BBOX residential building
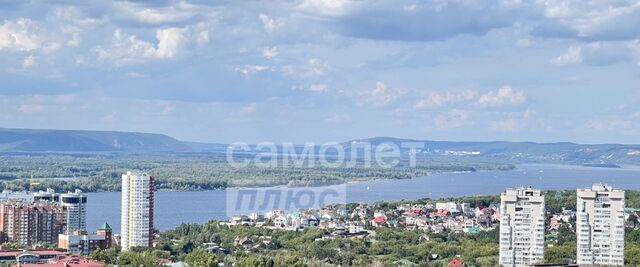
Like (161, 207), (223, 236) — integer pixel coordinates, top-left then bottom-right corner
(60, 190), (87, 234)
(58, 222), (112, 255)
(499, 187), (545, 267)
(0, 201), (65, 245)
(120, 171), (155, 251)
(576, 184), (625, 266)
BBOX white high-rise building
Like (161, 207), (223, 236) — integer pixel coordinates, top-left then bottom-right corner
(60, 189), (87, 234)
(121, 171), (155, 251)
(576, 184), (625, 266)
(499, 187), (545, 267)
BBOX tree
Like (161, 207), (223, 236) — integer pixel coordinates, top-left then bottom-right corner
(236, 255), (265, 267)
(184, 248), (218, 267)
(118, 251), (163, 267)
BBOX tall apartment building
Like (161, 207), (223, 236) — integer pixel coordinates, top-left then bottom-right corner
(60, 190), (87, 234)
(34, 188), (87, 235)
(0, 200), (65, 245)
(576, 184), (625, 266)
(121, 171), (155, 251)
(499, 187), (545, 267)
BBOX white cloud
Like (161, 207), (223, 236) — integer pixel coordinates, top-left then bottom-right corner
(22, 55), (35, 68)
(551, 46), (582, 66)
(414, 90), (477, 110)
(361, 81), (404, 107)
(297, 0), (358, 17)
(477, 86), (526, 107)
(262, 46), (279, 59)
(96, 28), (187, 65)
(552, 42), (640, 66)
(117, 1), (204, 25)
(155, 28), (186, 58)
(236, 64), (272, 77)
(309, 84), (328, 93)
(18, 104), (44, 114)
(0, 19), (42, 51)
(160, 104), (175, 115)
(259, 14), (284, 33)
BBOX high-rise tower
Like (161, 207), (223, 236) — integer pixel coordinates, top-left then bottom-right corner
(120, 171), (155, 251)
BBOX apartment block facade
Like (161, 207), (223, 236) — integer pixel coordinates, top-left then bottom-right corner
(121, 171), (155, 251)
(499, 187), (545, 267)
(576, 184), (625, 266)
(0, 201), (65, 245)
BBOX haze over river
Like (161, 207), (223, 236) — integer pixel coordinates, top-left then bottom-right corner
(87, 164), (640, 232)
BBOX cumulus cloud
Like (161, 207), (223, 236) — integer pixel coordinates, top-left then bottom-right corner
(116, 1), (206, 25)
(331, 1), (525, 41)
(309, 84), (328, 93)
(552, 42), (640, 66)
(0, 19), (42, 51)
(259, 14), (284, 33)
(536, 1), (640, 41)
(361, 81), (404, 107)
(262, 46), (278, 59)
(297, 0), (358, 17)
(22, 55), (36, 69)
(414, 90), (477, 110)
(551, 46), (582, 66)
(96, 27), (188, 65)
(236, 64), (272, 77)
(477, 86), (526, 107)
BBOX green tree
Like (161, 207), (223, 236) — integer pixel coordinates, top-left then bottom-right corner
(118, 251), (163, 267)
(236, 255), (266, 267)
(184, 248), (218, 267)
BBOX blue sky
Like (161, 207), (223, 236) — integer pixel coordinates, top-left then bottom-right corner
(0, 0), (639, 144)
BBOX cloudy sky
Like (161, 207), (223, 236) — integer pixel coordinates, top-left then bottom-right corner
(1, 0), (639, 144)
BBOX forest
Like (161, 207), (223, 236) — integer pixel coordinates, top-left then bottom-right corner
(0, 154), (514, 192)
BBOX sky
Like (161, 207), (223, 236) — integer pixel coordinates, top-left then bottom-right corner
(0, 0), (639, 144)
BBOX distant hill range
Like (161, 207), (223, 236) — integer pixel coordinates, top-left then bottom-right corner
(342, 137), (640, 165)
(0, 129), (638, 165)
(0, 128), (191, 152)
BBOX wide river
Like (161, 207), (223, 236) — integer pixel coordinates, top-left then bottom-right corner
(87, 164), (640, 233)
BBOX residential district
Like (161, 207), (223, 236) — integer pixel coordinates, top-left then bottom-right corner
(0, 171), (634, 267)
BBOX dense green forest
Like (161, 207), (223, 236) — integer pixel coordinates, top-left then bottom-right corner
(0, 154), (514, 192)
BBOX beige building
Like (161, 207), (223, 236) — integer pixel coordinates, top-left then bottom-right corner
(576, 184), (625, 266)
(499, 187), (545, 267)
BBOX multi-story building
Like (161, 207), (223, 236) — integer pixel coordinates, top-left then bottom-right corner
(121, 171), (155, 251)
(499, 187), (545, 267)
(58, 222), (112, 255)
(0, 201), (65, 245)
(576, 184), (625, 266)
(60, 190), (87, 234)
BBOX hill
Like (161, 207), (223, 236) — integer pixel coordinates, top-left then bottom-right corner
(343, 137), (640, 165)
(0, 128), (191, 152)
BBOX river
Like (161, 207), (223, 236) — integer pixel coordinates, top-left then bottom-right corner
(87, 164), (640, 233)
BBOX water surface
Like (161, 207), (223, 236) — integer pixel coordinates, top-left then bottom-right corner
(87, 164), (640, 232)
